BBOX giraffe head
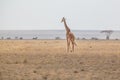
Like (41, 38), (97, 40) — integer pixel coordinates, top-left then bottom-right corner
(61, 17), (65, 23)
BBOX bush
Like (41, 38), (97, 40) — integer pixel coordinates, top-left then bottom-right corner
(82, 38), (86, 40)
(1, 37), (4, 40)
(77, 37), (80, 40)
(7, 37), (11, 40)
(19, 37), (23, 40)
(91, 37), (98, 40)
(55, 37), (61, 40)
(33, 37), (38, 40)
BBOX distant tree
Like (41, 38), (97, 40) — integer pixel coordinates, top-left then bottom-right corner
(15, 36), (18, 40)
(115, 38), (119, 40)
(55, 37), (61, 40)
(101, 30), (113, 40)
(77, 37), (80, 40)
(7, 37), (11, 40)
(91, 37), (98, 40)
(1, 37), (4, 40)
(19, 37), (23, 40)
(82, 38), (86, 40)
(33, 37), (38, 40)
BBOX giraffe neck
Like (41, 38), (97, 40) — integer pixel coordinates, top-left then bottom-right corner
(63, 20), (71, 33)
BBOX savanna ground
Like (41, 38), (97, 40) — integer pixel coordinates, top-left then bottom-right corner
(0, 40), (120, 80)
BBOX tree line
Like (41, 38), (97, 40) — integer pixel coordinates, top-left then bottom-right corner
(0, 30), (117, 40)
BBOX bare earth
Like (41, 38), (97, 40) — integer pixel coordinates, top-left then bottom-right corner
(0, 40), (120, 80)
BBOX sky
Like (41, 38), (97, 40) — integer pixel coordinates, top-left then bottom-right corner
(0, 0), (120, 30)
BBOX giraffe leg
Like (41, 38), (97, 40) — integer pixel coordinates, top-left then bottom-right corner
(67, 39), (70, 52)
(67, 43), (69, 52)
(72, 41), (74, 52)
(66, 37), (69, 52)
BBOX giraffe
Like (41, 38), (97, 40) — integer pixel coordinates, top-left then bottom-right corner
(61, 17), (77, 52)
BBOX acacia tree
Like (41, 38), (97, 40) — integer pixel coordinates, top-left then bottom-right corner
(101, 30), (113, 40)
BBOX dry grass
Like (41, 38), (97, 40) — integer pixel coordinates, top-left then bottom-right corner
(0, 40), (120, 80)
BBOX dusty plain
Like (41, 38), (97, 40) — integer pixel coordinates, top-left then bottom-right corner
(0, 40), (120, 80)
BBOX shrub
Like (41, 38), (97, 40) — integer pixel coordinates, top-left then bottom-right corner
(55, 37), (61, 40)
